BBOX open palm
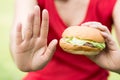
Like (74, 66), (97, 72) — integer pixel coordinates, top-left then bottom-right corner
(10, 6), (57, 71)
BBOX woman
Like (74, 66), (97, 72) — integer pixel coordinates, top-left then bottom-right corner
(10, 0), (120, 80)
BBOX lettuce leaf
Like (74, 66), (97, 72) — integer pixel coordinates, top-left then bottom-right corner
(64, 37), (105, 50)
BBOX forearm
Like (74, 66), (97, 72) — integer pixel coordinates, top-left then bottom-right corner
(111, 0), (120, 74)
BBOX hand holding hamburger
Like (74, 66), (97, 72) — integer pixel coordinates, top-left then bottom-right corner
(59, 22), (120, 73)
(59, 24), (106, 55)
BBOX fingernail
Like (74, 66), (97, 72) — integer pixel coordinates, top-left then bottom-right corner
(34, 5), (39, 9)
(53, 39), (58, 43)
(42, 9), (48, 14)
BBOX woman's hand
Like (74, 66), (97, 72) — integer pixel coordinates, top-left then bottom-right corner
(81, 22), (120, 73)
(10, 5), (58, 72)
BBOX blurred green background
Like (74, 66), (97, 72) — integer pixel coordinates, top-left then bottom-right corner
(0, 0), (120, 80)
(0, 0), (26, 80)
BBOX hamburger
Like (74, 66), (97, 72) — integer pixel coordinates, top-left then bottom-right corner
(59, 26), (106, 55)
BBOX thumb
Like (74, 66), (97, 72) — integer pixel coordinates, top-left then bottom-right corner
(44, 39), (58, 60)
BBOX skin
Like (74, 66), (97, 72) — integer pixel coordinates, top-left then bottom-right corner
(82, 22), (120, 73)
(10, 0), (58, 71)
(10, 0), (120, 73)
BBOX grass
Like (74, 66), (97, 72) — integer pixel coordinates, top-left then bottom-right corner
(0, 0), (120, 80)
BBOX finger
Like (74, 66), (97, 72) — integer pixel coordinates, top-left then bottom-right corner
(33, 5), (41, 38)
(101, 32), (117, 50)
(82, 22), (111, 34)
(44, 39), (58, 60)
(16, 23), (22, 45)
(31, 39), (57, 70)
(81, 21), (102, 26)
(40, 9), (49, 39)
(24, 12), (34, 40)
(92, 25), (111, 34)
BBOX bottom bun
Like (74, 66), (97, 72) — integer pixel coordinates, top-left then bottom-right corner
(62, 48), (100, 55)
(59, 38), (101, 55)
